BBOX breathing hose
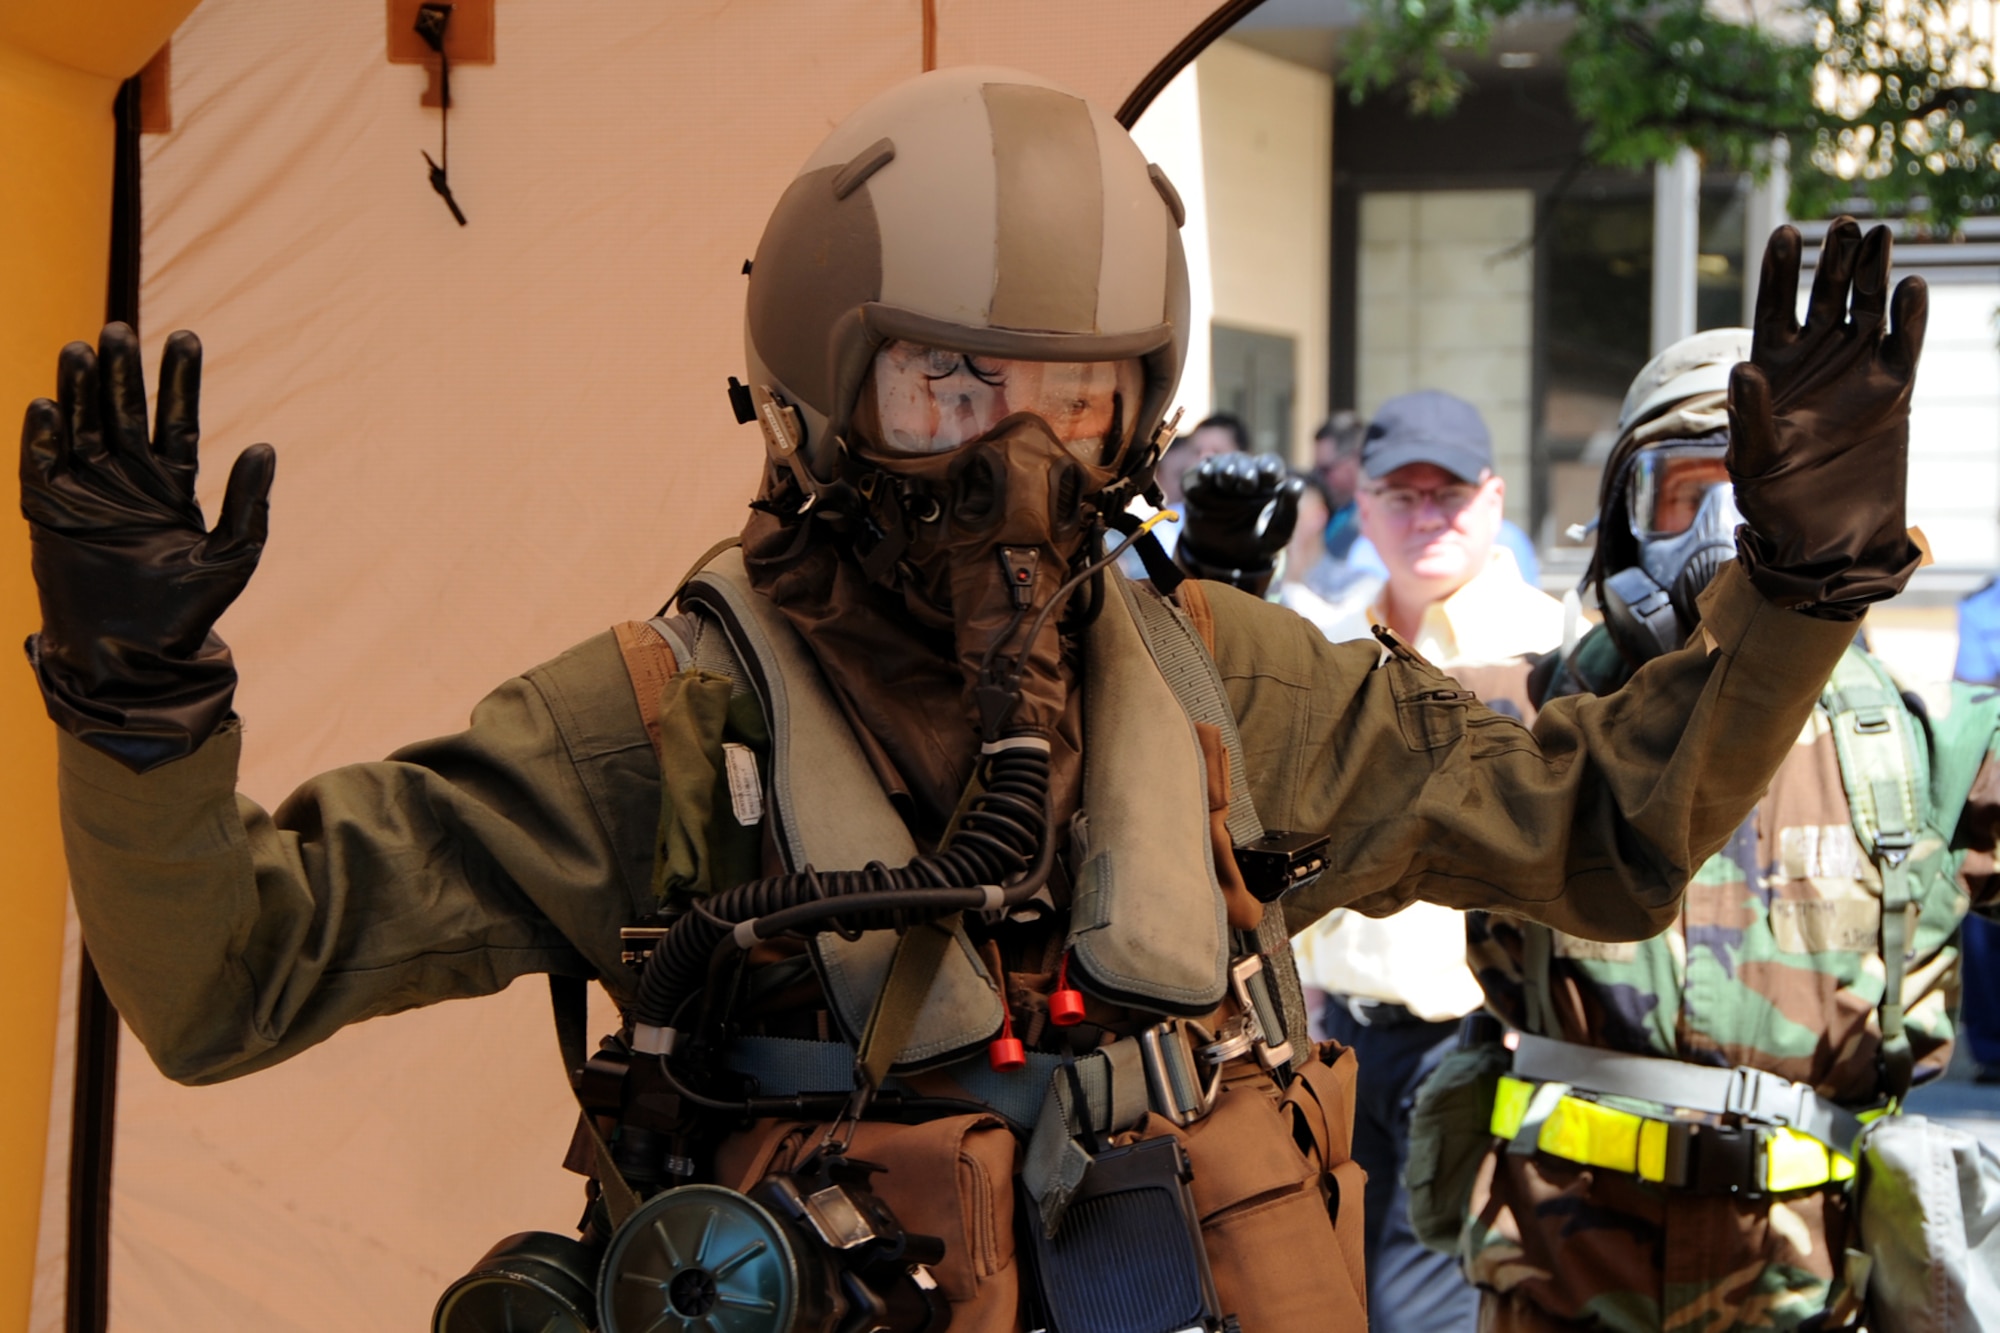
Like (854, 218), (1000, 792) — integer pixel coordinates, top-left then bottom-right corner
(630, 509), (1174, 1044)
(631, 742), (1052, 1035)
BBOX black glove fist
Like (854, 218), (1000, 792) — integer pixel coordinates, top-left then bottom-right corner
(20, 323), (276, 772)
(1728, 219), (1926, 619)
(1175, 451), (1303, 596)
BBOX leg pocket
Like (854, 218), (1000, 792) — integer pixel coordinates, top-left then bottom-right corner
(1167, 1050), (1369, 1331)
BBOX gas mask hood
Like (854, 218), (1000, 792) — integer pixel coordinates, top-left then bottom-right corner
(856, 410), (1116, 742)
(1602, 437), (1742, 663)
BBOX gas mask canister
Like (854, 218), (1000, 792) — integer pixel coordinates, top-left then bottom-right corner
(850, 341), (1145, 742)
(1602, 439), (1742, 661)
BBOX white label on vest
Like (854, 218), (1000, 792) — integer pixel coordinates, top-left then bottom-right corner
(723, 743), (764, 826)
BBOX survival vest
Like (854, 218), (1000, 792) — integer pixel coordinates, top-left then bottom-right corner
(623, 548), (1365, 1332)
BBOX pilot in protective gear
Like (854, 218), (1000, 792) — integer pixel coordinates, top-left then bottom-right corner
(20, 70), (1926, 1333)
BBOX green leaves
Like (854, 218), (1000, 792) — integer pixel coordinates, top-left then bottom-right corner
(1342, 0), (2000, 233)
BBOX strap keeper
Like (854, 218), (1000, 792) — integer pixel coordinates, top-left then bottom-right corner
(631, 1023), (678, 1056)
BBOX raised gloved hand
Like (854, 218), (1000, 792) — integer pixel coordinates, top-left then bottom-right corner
(1727, 219), (1926, 619)
(1174, 451), (1302, 597)
(20, 323), (276, 772)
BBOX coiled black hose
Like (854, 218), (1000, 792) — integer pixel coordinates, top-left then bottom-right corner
(632, 744), (1052, 1031)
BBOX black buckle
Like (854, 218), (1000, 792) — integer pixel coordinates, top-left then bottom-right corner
(1685, 1122), (1764, 1198)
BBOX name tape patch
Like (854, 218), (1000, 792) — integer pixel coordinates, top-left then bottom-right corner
(723, 742), (764, 827)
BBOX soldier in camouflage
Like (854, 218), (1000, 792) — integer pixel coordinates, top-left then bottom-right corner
(1439, 325), (2000, 1332)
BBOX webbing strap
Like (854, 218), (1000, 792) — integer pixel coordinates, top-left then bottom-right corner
(1505, 1080), (1570, 1157)
(658, 534), (743, 614)
(855, 920), (957, 1093)
(1022, 1039), (1150, 1236)
(1877, 856), (1915, 1098)
(722, 1035), (1062, 1128)
(1126, 584), (1261, 849)
(1127, 578), (1309, 1073)
(1822, 648), (1926, 1100)
(547, 975), (641, 1228)
(1513, 1032), (1867, 1149)
(1521, 924), (1560, 1039)
(1492, 1075), (1856, 1193)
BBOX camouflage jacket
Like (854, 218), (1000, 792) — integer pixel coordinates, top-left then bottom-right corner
(1459, 632), (2000, 1333)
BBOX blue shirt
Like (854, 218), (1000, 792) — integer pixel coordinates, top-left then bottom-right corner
(1957, 578), (2000, 684)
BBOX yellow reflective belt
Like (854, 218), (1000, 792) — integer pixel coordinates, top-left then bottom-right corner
(1765, 1126), (1857, 1191)
(1489, 1075), (1855, 1192)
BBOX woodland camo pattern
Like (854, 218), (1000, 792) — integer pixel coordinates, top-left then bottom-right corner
(1458, 644), (2000, 1332)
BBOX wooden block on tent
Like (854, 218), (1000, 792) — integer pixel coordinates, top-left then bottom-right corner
(140, 42), (172, 133)
(385, 0), (495, 108)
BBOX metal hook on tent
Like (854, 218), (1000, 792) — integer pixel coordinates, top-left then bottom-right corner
(415, 3), (468, 225)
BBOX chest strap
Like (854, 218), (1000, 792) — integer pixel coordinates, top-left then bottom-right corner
(1822, 647), (1929, 1100)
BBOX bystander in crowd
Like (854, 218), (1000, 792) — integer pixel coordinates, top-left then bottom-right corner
(1294, 388), (1562, 1333)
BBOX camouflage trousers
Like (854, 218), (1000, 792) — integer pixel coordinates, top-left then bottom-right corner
(1462, 1146), (1861, 1333)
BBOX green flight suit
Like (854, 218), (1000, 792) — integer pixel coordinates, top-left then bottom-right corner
(55, 560), (1847, 1088)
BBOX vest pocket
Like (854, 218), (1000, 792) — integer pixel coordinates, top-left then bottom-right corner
(1395, 681), (1473, 751)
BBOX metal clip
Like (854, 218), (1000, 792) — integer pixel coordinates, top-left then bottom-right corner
(1139, 1019), (1223, 1127)
(620, 925), (669, 968)
(1197, 1017), (1258, 1067)
(1228, 955), (1295, 1071)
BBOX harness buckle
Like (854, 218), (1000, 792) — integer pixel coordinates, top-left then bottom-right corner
(1139, 1019), (1223, 1127)
(1227, 955), (1294, 1071)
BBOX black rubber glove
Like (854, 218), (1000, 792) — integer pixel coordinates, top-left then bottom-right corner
(1174, 451), (1302, 597)
(1728, 219), (1926, 620)
(20, 323), (276, 772)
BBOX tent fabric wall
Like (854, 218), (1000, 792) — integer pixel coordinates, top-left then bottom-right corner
(0, 4), (203, 1327)
(22, 1), (1230, 1326)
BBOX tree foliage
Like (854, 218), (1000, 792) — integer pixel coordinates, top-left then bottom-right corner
(1341, 0), (2000, 232)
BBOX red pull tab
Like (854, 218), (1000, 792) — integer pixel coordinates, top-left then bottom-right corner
(988, 1033), (1027, 1072)
(989, 1000), (1027, 1071)
(984, 941), (1028, 1071)
(1049, 951), (1085, 1028)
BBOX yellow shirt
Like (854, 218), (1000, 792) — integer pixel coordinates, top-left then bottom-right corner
(1297, 547), (1566, 1020)
(1319, 547), (1566, 663)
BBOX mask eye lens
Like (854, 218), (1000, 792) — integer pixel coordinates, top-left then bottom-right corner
(866, 342), (1144, 462)
(1631, 451), (1731, 537)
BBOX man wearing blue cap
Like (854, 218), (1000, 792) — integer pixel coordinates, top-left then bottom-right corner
(1297, 389), (1564, 1333)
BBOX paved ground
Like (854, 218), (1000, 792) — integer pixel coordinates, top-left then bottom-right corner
(1903, 1041), (2000, 1155)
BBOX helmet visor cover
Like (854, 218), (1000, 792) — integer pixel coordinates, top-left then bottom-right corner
(1628, 446), (1732, 538)
(867, 340), (1144, 467)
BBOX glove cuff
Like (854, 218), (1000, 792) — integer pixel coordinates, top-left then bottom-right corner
(1733, 529), (1924, 622)
(25, 633), (240, 773)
